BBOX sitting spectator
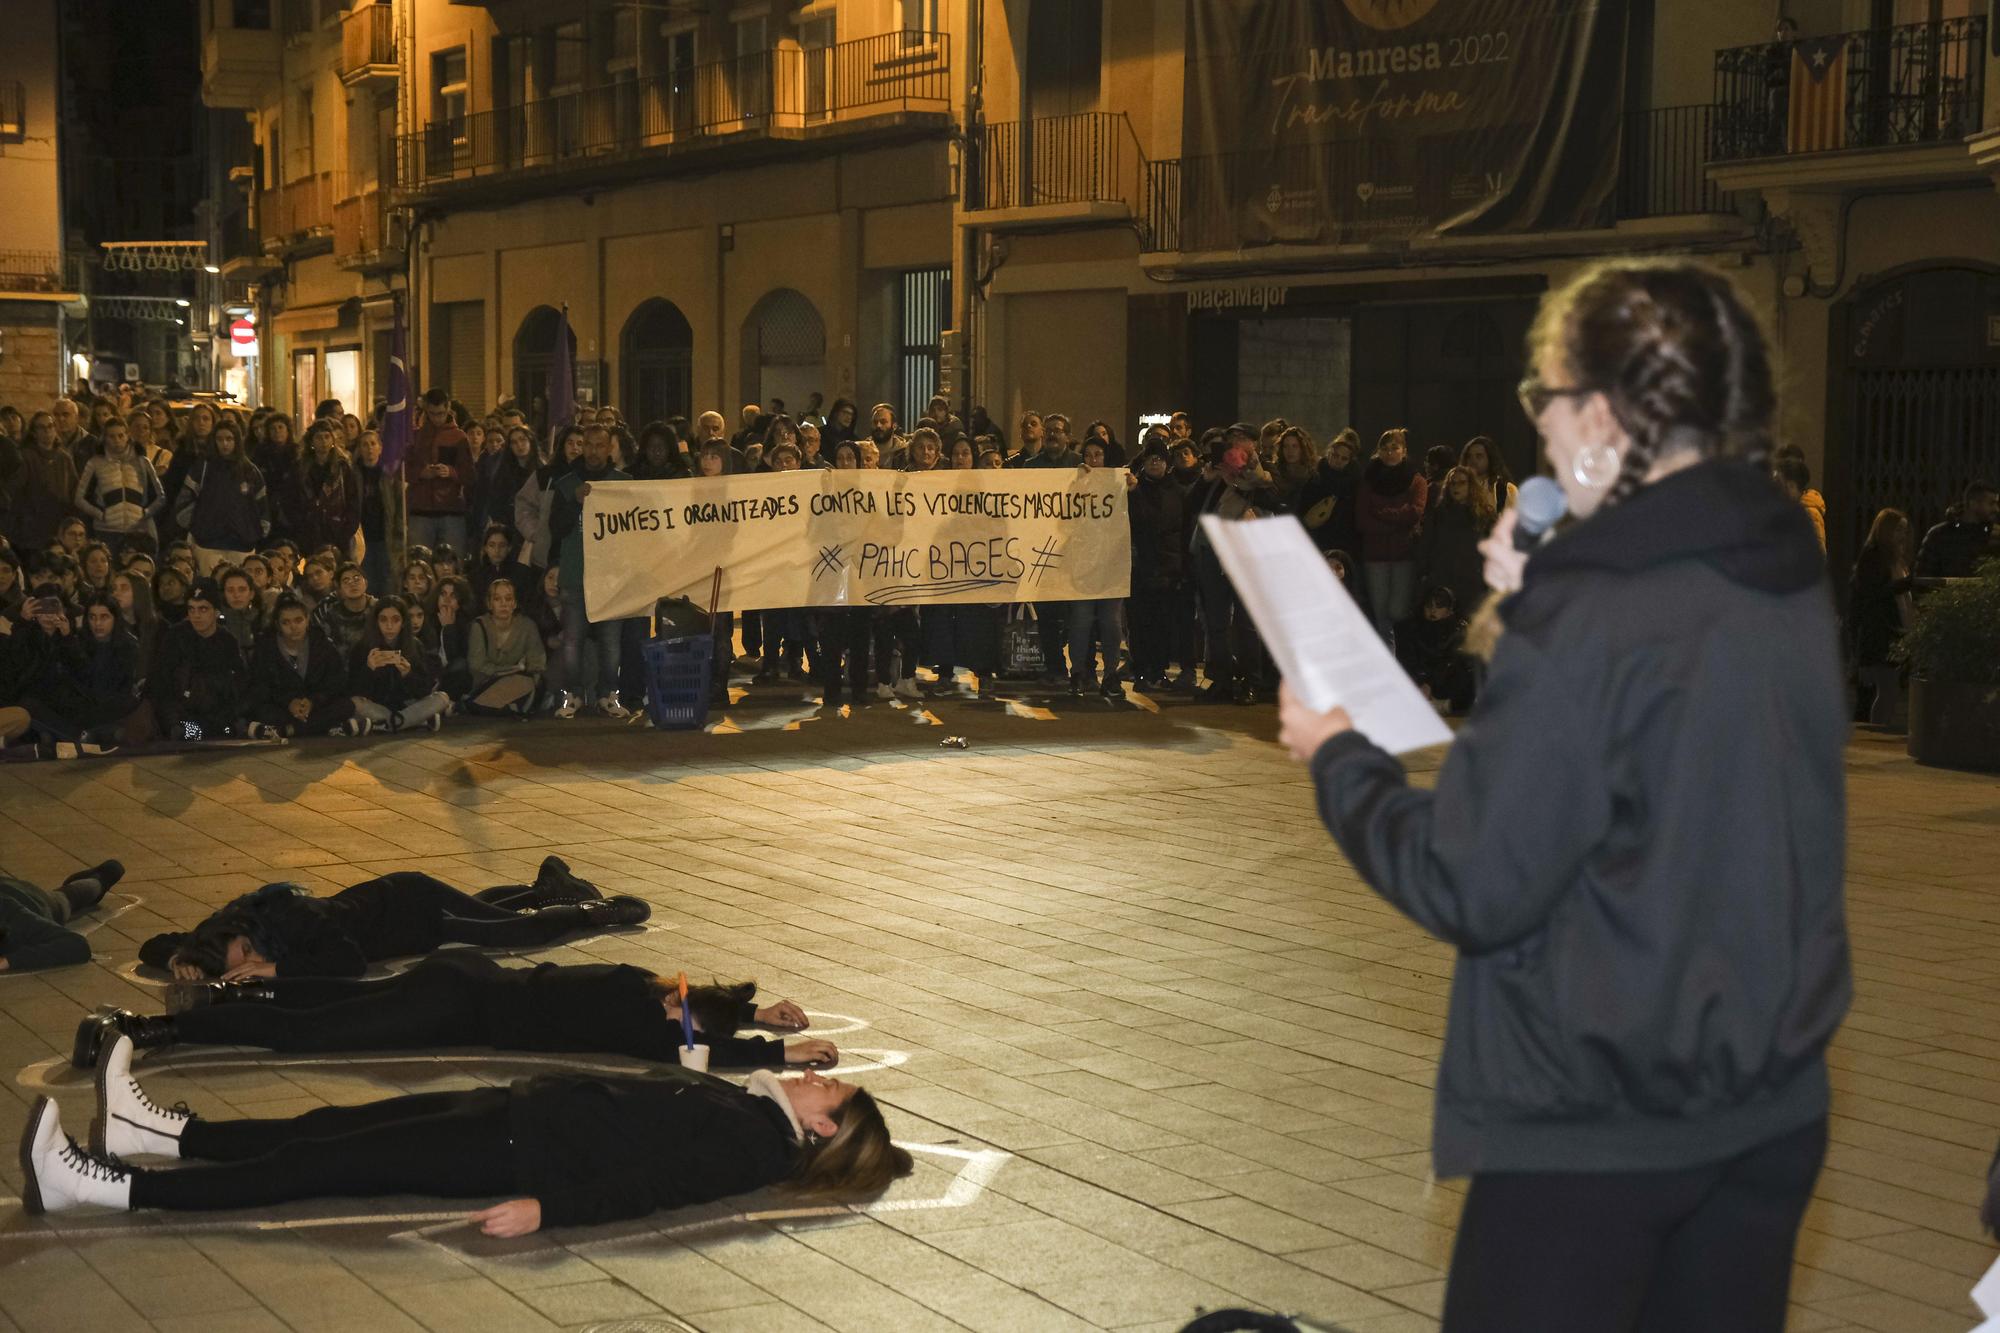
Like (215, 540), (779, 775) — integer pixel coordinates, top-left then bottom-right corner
(77, 542), (114, 600)
(149, 579), (247, 742)
(465, 576), (545, 715)
(1395, 585), (1475, 715)
(0, 550), (25, 621)
(152, 566), (189, 625)
(347, 595), (450, 734)
(312, 561), (375, 654)
(0, 861), (123, 973)
(297, 554), (335, 609)
(427, 575), (474, 699)
(216, 565), (263, 650)
(247, 595), (364, 739)
(401, 557), (436, 609)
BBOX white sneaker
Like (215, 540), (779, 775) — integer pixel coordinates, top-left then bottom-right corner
(600, 696), (631, 720)
(331, 716), (372, 738)
(18, 1095), (132, 1214)
(874, 683), (896, 701)
(93, 1035), (189, 1160)
(554, 692), (581, 720)
(894, 678), (922, 701)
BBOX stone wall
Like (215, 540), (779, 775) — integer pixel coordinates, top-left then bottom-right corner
(1236, 317), (1352, 436)
(0, 309), (64, 408)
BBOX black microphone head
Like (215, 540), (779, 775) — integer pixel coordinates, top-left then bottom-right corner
(1516, 475), (1568, 537)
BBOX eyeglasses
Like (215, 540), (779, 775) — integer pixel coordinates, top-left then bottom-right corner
(1517, 377), (1596, 420)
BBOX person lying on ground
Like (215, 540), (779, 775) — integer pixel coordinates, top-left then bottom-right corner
(75, 951), (832, 1071)
(22, 1035), (910, 1231)
(0, 861), (123, 973)
(131, 859), (642, 985)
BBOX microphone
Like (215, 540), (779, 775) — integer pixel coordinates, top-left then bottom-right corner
(1512, 475), (1568, 553)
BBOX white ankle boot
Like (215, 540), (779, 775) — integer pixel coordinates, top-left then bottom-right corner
(19, 1096), (132, 1213)
(93, 1035), (189, 1160)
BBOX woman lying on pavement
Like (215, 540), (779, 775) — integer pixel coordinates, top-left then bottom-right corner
(21, 1035), (909, 1231)
(73, 951), (836, 1071)
(132, 858), (643, 983)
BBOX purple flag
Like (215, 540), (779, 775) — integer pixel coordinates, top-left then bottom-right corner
(548, 303), (574, 446)
(380, 297), (413, 474)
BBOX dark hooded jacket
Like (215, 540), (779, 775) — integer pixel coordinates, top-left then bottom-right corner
(1310, 461), (1850, 1178)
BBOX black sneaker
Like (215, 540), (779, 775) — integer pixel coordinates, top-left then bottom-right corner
(578, 896), (652, 930)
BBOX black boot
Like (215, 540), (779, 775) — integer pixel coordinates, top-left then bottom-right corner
(572, 896), (652, 931)
(533, 855), (604, 904)
(71, 1008), (177, 1070)
(163, 980), (278, 1015)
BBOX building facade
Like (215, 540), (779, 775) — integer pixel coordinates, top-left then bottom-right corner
(203, 0), (2000, 576)
(0, 0), (78, 405)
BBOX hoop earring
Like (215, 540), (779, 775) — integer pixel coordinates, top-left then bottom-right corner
(1572, 440), (1621, 489)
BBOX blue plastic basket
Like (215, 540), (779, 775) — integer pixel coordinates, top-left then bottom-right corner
(642, 631), (715, 731)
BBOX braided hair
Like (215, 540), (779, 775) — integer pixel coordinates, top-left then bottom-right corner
(1534, 260), (1777, 505)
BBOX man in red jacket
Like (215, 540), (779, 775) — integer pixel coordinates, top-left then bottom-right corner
(407, 388), (472, 556)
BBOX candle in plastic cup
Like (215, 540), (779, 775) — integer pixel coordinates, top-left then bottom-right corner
(678, 1044), (710, 1073)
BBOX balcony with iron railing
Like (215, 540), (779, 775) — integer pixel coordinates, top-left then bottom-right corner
(965, 111), (1152, 236)
(0, 250), (83, 296)
(1712, 16), (1986, 163)
(1142, 104), (1739, 256)
(340, 2), (396, 85)
(333, 187), (403, 269)
(396, 31), (950, 201)
(258, 171), (343, 252)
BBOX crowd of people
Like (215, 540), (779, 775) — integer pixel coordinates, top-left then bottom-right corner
(0, 378), (1992, 757)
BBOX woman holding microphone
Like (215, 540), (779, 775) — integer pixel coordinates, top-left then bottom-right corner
(1279, 260), (1850, 1333)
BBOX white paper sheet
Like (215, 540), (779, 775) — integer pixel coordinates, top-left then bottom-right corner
(1201, 514), (1454, 757)
(1972, 1251), (2000, 1332)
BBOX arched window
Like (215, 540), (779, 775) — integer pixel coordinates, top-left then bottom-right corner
(513, 305), (577, 434)
(620, 299), (694, 426)
(739, 288), (826, 413)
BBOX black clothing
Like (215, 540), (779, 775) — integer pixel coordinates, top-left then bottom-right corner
(509, 1067), (799, 1227)
(1393, 613), (1474, 712)
(148, 621), (247, 736)
(134, 1087), (517, 1211)
(1442, 1118), (1825, 1333)
(1415, 501), (1489, 615)
(348, 637), (438, 708)
(248, 627), (350, 720)
(1127, 473), (1189, 581)
(137, 873), (617, 978)
(1846, 544), (1911, 667)
(1311, 461), (1850, 1178)
(177, 953), (787, 1067)
(1914, 514), (1996, 579)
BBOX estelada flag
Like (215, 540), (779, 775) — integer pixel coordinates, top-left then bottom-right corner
(1787, 37), (1849, 154)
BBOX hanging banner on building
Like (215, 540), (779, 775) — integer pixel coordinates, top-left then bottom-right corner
(1182, 0), (1629, 249)
(582, 470), (1132, 620)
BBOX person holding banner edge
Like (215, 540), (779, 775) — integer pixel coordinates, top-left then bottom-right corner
(1277, 260), (1849, 1332)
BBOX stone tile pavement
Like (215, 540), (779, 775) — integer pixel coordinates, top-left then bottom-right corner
(0, 696), (1993, 1332)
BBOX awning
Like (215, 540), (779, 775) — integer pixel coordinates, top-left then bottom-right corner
(270, 303), (348, 334)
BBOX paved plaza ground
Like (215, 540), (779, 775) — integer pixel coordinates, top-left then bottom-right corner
(0, 693), (1993, 1333)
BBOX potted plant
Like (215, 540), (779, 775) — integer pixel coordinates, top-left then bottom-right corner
(1896, 560), (2000, 772)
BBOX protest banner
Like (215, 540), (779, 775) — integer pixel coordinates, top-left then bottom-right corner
(581, 468), (1132, 621)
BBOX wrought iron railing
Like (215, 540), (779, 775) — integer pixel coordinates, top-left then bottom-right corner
(1713, 16), (1986, 160)
(397, 31), (949, 195)
(1618, 104), (1735, 219)
(258, 171), (342, 246)
(0, 250), (78, 294)
(340, 2), (394, 78)
(333, 187), (398, 262)
(968, 111), (1149, 216)
(1143, 107), (1736, 253)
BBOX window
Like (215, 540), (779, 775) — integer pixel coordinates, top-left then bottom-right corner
(284, 0), (313, 40)
(433, 47), (468, 142)
(1026, 0), (1102, 116)
(735, 16), (769, 118)
(800, 15), (832, 118)
(0, 82), (23, 143)
(898, 268), (950, 428)
(900, 0), (939, 45)
(232, 0), (272, 28)
(324, 347), (361, 417)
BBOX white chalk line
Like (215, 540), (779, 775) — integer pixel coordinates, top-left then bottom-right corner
(0, 1143), (1012, 1245)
